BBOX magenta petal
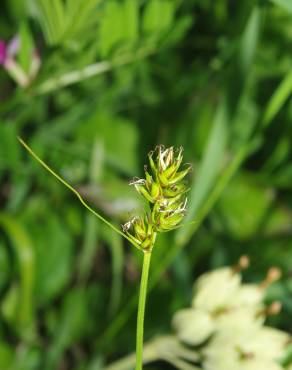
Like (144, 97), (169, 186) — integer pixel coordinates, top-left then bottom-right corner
(0, 41), (7, 65)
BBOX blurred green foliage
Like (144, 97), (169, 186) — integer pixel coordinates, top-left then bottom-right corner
(0, 0), (292, 369)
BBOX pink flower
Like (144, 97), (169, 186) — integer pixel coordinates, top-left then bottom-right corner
(0, 40), (7, 65)
(0, 35), (40, 87)
(6, 36), (20, 58)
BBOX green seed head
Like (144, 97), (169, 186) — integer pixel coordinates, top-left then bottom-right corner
(122, 215), (156, 251)
(149, 145), (191, 188)
(124, 145), (191, 251)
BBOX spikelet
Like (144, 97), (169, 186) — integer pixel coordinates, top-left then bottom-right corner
(123, 145), (191, 251)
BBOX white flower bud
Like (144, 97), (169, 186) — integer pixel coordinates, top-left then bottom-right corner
(172, 308), (215, 345)
(216, 307), (264, 333)
(203, 325), (289, 370)
(203, 352), (283, 370)
(192, 267), (241, 312)
(234, 284), (264, 308)
(247, 327), (290, 361)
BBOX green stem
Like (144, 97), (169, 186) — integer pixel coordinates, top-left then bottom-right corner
(35, 46), (155, 95)
(136, 251), (152, 370)
(105, 338), (158, 370)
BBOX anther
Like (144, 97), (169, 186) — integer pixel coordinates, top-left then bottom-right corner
(129, 178), (146, 186)
(232, 255), (250, 274)
(260, 267), (282, 289)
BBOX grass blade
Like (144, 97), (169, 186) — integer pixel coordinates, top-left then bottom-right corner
(263, 69), (292, 126)
(18, 137), (140, 250)
(176, 96), (229, 246)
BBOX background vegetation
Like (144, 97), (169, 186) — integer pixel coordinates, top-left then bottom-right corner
(1, 0), (292, 369)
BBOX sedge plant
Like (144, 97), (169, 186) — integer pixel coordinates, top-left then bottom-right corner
(18, 139), (191, 370)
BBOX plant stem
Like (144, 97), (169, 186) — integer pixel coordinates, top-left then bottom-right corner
(105, 335), (201, 370)
(136, 251), (152, 370)
(105, 338), (158, 370)
(35, 46), (155, 95)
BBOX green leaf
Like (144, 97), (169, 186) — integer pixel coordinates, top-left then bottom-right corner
(45, 289), (90, 370)
(18, 22), (34, 73)
(0, 241), (10, 291)
(176, 96), (229, 246)
(0, 343), (13, 370)
(30, 210), (73, 306)
(239, 6), (261, 73)
(143, 0), (176, 34)
(262, 205), (292, 236)
(0, 213), (35, 332)
(36, 0), (65, 44)
(270, 0), (292, 13)
(263, 136), (290, 171)
(99, 1), (123, 57)
(78, 139), (104, 281)
(263, 69), (292, 126)
(78, 110), (139, 175)
(99, 0), (138, 55)
(101, 223), (124, 316)
(63, 0), (100, 41)
(216, 173), (274, 239)
(122, 0), (139, 41)
(0, 123), (20, 173)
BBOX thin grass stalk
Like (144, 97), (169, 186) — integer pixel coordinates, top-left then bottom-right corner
(135, 251), (152, 370)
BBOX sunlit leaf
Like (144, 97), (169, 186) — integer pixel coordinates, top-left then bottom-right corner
(270, 0), (292, 13)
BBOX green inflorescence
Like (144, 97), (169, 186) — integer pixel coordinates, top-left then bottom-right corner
(122, 145), (192, 252)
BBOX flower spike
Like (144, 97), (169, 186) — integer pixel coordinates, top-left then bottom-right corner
(123, 145), (191, 251)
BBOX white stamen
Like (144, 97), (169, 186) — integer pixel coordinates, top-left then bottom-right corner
(172, 198), (188, 215)
(129, 177), (146, 186)
(165, 147), (174, 167)
(122, 216), (137, 232)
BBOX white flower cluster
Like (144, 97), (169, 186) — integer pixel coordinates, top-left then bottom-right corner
(172, 257), (291, 370)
